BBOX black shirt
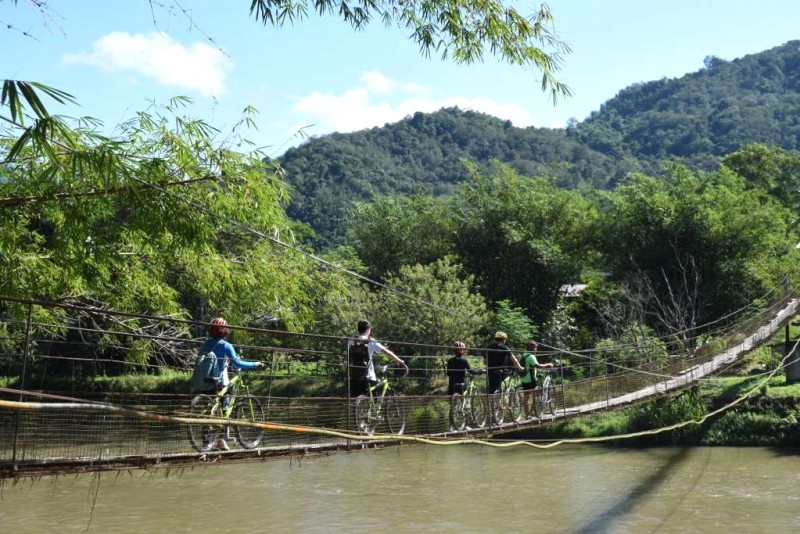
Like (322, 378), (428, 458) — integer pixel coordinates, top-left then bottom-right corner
(446, 355), (471, 385)
(486, 341), (512, 373)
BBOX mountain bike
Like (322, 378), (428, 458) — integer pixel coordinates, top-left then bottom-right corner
(450, 369), (487, 431)
(187, 371), (265, 452)
(492, 369), (525, 424)
(530, 366), (558, 419)
(354, 365), (407, 436)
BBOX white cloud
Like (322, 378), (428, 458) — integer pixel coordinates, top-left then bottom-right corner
(63, 32), (231, 97)
(291, 72), (538, 135)
(360, 71), (394, 94)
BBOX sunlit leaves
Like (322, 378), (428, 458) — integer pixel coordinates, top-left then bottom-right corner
(0, 85), (339, 332)
(249, 0), (571, 101)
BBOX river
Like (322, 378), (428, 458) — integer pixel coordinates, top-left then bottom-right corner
(2, 445), (799, 532)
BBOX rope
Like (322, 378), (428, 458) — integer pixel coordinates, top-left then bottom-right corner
(2, 337), (797, 451)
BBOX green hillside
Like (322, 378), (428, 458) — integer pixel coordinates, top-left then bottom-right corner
(576, 40), (800, 167)
(279, 41), (800, 246)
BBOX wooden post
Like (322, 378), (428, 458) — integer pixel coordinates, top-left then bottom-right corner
(785, 273), (800, 383)
(11, 303), (33, 472)
(786, 323), (800, 383)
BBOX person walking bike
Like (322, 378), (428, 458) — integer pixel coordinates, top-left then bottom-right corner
(199, 317), (264, 450)
(446, 341), (471, 395)
(347, 320), (407, 398)
(519, 340), (554, 417)
(485, 331), (523, 393)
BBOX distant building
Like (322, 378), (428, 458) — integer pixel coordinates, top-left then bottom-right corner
(559, 284), (587, 298)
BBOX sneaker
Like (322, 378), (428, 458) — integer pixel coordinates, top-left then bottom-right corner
(216, 439), (230, 451)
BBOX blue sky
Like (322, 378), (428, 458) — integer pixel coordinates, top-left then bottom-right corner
(1, 0), (798, 156)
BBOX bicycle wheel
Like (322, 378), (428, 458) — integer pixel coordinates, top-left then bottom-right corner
(385, 390), (406, 435)
(187, 394), (222, 453)
(530, 386), (543, 419)
(509, 390), (524, 423)
(451, 393), (467, 431)
(468, 394), (487, 429)
(233, 396), (265, 449)
(492, 390), (506, 424)
(542, 377), (556, 417)
(354, 395), (376, 435)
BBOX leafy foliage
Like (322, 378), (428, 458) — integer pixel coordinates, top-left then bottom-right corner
(249, 0), (571, 100)
(0, 91), (352, 335)
(490, 299), (536, 347)
(577, 40), (800, 166)
(595, 163), (799, 327)
(280, 108), (627, 246)
(280, 42), (800, 246)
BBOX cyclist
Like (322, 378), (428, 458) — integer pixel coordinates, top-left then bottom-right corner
(347, 320), (408, 398)
(485, 331), (523, 393)
(519, 340), (554, 410)
(201, 317), (264, 450)
(446, 341), (471, 395)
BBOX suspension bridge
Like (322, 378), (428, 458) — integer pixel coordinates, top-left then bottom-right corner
(1, 292), (798, 477)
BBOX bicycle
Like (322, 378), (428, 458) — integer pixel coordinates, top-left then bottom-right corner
(187, 371), (265, 452)
(450, 369), (487, 431)
(492, 369), (525, 424)
(354, 364), (407, 436)
(530, 366), (559, 419)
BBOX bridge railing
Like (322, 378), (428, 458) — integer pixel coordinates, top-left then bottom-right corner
(0, 291), (796, 473)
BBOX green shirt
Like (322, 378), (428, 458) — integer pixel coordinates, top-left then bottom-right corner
(520, 351), (539, 384)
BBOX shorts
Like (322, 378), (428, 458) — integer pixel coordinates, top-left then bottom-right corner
(448, 383), (466, 395)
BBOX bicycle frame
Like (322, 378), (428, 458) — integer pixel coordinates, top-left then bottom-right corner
(450, 370), (487, 431)
(215, 373), (246, 416)
(354, 365), (406, 435)
(366, 374), (391, 411)
(493, 370), (524, 424)
(187, 371), (265, 453)
(531, 368), (558, 419)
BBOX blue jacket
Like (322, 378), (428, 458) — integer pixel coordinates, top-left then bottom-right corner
(200, 337), (259, 385)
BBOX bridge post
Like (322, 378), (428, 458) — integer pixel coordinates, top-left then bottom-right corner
(11, 302), (33, 472)
(786, 322), (800, 384)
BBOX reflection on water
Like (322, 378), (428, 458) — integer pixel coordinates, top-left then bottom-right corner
(2, 446), (800, 533)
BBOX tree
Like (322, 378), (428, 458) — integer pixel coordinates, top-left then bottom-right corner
(347, 194), (454, 280)
(0, 95), (352, 336)
(595, 163), (799, 331)
(370, 257), (489, 352)
(450, 161), (596, 322)
(721, 143), (800, 210)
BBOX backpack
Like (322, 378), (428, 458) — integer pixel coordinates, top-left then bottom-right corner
(191, 340), (223, 391)
(348, 339), (370, 380)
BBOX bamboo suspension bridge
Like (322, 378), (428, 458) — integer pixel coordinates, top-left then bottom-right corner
(1, 293), (798, 478)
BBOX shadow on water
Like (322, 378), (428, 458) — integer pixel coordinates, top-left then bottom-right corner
(766, 446), (800, 457)
(576, 447), (704, 534)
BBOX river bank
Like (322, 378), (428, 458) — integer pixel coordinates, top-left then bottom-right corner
(509, 374), (800, 447)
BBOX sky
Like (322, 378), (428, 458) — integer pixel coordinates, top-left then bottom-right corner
(1, 0), (799, 157)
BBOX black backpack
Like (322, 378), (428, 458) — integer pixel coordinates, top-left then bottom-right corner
(348, 340), (370, 379)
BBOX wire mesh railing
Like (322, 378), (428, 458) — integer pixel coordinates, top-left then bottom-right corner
(0, 291), (797, 475)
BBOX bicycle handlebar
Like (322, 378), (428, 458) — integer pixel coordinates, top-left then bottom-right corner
(378, 363), (409, 378)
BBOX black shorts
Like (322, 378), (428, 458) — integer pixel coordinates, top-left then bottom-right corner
(448, 383), (466, 395)
(522, 380), (538, 391)
(349, 375), (377, 397)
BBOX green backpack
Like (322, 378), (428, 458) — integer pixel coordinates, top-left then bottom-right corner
(191, 340), (222, 391)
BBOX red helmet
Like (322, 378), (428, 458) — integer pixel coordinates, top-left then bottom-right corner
(208, 317), (229, 338)
(453, 340), (467, 354)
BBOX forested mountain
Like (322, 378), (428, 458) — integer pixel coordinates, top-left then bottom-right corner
(575, 40), (800, 168)
(279, 110), (635, 245)
(280, 41), (800, 246)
